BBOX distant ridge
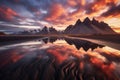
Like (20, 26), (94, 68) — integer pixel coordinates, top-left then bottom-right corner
(0, 32), (6, 35)
(15, 17), (116, 35)
(64, 17), (116, 35)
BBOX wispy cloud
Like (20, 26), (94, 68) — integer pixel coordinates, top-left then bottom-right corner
(0, 0), (120, 31)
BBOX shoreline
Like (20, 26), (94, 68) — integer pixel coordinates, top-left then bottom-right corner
(0, 34), (120, 43)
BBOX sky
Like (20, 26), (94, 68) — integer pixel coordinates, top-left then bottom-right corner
(0, 0), (120, 33)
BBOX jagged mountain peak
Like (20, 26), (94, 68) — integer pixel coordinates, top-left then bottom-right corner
(64, 17), (116, 34)
(49, 26), (55, 29)
(68, 25), (73, 27)
(75, 19), (82, 25)
(84, 17), (90, 20)
(92, 18), (99, 24)
(44, 26), (47, 28)
(64, 25), (73, 31)
(83, 17), (91, 24)
(92, 18), (97, 22)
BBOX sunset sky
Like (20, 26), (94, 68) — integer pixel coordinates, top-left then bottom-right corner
(0, 0), (120, 33)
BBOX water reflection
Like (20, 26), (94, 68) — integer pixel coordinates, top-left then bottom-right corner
(40, 37), (104, 51)
(0, 37), (120, 80)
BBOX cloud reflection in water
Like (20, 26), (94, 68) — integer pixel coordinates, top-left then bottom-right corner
(0, 38), (120, 80)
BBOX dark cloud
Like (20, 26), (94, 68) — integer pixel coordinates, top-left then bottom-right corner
(85, 0), (117, 14)
(0, 0), (120, 31)
(101, 4), (120, 17)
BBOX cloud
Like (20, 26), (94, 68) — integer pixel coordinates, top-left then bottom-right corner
(67, 0), (86, 7)
(0, 0), (120, 31)
(81, 0), (86, 6)
(0, 5), (20, 21)
(45, 3), (66, 21)
(67, 0), (78, 6)
(101, 4), (120, 17)
(85, 0), (118, 14)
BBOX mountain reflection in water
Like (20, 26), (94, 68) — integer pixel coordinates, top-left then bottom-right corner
(0, 37), (120, 80)
(40, 37), (104, 51)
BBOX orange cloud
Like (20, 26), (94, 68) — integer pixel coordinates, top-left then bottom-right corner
(0, 6), (19, 21)
(0, 0), (119, 30)
(67, 0), (86, 7)
(86, 0), (118, 14)
(45, 4), (66, 21)
(43, 0), (120, 29)
(81, 0), (86, 6)
(105, 0), (118, 4)
(67, 0), (77, 6)
(77, 0), (86, 6)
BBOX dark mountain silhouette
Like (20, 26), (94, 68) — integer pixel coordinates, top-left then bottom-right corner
(49, 27), (58, 34)
(64, 17), (116, 34)
(64, 25), (73, 34)
(75, 19), (82, 26)
(0, 32), (6, 35)
(18, 26), (59, 35)
(40, 26), (49, 34)
(83, 17), (91, 25)
(16, 17), (116, 35)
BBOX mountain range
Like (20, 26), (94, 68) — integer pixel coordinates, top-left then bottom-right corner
(17, 26), (59, 35)
(16, 17), (116, 35)
(64, 17), (116, 35)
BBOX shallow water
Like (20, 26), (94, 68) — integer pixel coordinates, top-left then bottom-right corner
(0, 37), (120, 80)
